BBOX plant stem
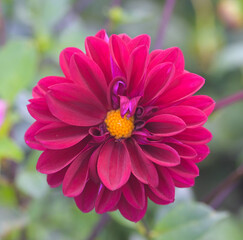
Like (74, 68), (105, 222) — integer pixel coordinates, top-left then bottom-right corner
(203, 165), (243, 208)
(214, 90), (243, 111)
(0, 2), (6, 46)
(86, 213), (110, 240)
(141, 218), (151, 239)
(153, 0), (176, 50)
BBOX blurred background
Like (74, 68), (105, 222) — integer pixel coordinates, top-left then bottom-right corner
(0, 0), (243, 239)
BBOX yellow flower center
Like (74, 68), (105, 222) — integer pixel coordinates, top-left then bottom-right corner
(105, 109), (134, 139)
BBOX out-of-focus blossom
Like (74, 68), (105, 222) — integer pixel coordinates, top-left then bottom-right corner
(25, 30), (215, 222)
(0, 100), (6, 127)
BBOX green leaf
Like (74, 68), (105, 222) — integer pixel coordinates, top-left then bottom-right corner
(0, 207), (29, 238)
(153, 202), (227, 240)
(0, 39), (38, 103)
(16, 171), (48, 199)
(0, 137), (24, 162)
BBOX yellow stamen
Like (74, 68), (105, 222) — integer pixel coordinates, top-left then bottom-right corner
(105, 109), (134, 139)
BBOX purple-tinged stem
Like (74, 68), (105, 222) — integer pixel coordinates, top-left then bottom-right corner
(86, 213), (110, 240)
(0, 2), (6, 46)
(214, 90), (243, 111)
(203, 165), (243, 208)
(153, 0), (176, 50)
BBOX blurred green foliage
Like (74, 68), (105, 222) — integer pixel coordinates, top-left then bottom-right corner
(0, 0), (243, 239)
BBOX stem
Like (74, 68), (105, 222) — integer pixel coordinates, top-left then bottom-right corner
(141, 218), (151, 239)
(214, 90), (243, 111)
(153, 0), (176, 50)
(86, 213), (110, 240)
(203, 165), (243, 208)
(0, 2), (6, 46)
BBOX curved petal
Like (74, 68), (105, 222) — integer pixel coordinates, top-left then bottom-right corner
(179, 95), (215, 116)
(35, 122), (88, 149)
(36, 137), (90, 174)
(74, 180), (100, 213)
(127, 34), (151, 53)
(85, 36), (112, 84)
(140, 143), (180, 166)
(37, 76), (70, 96)
(149, 167), (175, 202)
(97, 140), (131, 190)
(25, 122), (46, 150)
(146, 186), (172, 205)
(142, 63), (175, 104)
(156, 73), (205, 107)
(47, 166), (68, 188)
(46, 83), (106, 126)
(190, 144), (210, 163)
(165, 141), (197, 159)
(170, 158), (199, 178)
(59, 47), (84, 79)
(158, 106), (208, 128)
(118, 33), (132, 44)
(145, 114), (186, 137)
(175, 127), (213, 145)
(69, 53), (108, 106)
(122, 175), (145, 209)
(125, 138), (159, 187)
(27, 98), (57, 123)
(118, 196), (147, 222)
(95, 29), (109, 42)
(127, 45), (149, 97)
(95, 186), (121, 214)
(109, 35), (129, 76)
(169, 170), (195, 188)
(148, 47), (184, 75)
(62, 148), (93, 197)
(89, 146), (102, 183)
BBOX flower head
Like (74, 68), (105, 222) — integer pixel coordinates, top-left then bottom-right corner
(25, 30), (215, 222)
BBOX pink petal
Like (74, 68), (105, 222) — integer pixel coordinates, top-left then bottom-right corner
(69, 53), (108, 106)
(0, 100), (6, 126)
(75, 180), (100, 213)
(59, 47), (84, 79)
(95, 186), (121, 214)
(25, 122), (46, 150)
(142, 63), (175, 104)
(109, 35), (129, 76)
(118, 33), (132, 44)
(122, 175), (145, 209)
(158, 106), (208, 128)
(127, 45), (149, 97)
(149, 167), (175, 202)
(62, 148), (93, 197)
(148, 47), (184, 75)
(27, 98), (57, 123)
(146, 186), (172, 205)
(165, 141), (197, 159)
(190, 144), (210, 163)
(118, 196), (147, 222)
(95, 29), (109, 42)
(47, 166), (68, 188)
(127, 34), (150, 53)
(89, 146), (102, 183)
(125, 138), (159, 187)
(36, 137), (90, 174)
(97, 140), (131, 190)
(140, 142), (180, 166)
(156, 73), (205, 107)
(85, 36), (112, 84)
(170, 170), (195, 188)
(170, 158), (199, 178)
(120, 96), (141, 117)
(179, 95), (215, 116)
(175, 127), (213, 145)
(35, 122), (88, 149)
(46, 83), (106, 126)
(145, 114), (186, 137)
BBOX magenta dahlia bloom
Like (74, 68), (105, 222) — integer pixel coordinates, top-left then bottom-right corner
(25, 30), (215, 222)
(0, 100), (6, 127)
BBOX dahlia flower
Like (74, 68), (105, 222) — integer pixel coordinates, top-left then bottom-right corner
(25, 30), (215, 222)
